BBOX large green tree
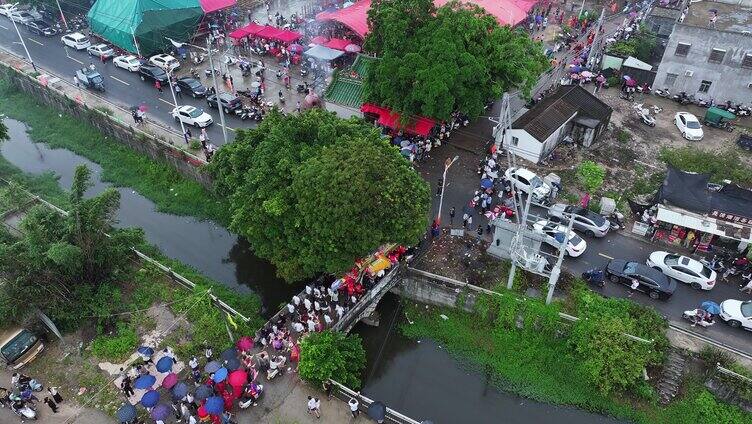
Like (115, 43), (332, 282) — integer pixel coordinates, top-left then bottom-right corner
(298, 331), (366, 388)
(364, 0), (549, 120)
(0, 165), (143, 330)
(209, 109), (430, 282)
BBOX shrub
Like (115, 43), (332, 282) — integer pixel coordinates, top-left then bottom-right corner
(298, 331), (366, 389)
(617, 130), (630, 144)
(189, 139), (202, 150)
(90, 322), (138, 361)
(576, 161), (606, 193)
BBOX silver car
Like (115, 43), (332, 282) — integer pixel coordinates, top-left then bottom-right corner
(547, 204), (610, 237)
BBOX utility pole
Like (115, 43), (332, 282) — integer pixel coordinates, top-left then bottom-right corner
(546, 214), (575, 304)
(436, 156), (459, 225)
(166, 69), (187, 143)
(10, 11), (36, 72)
(206, 36), (228, 145)
(54, 0), (69, 32)
(587, 8), (607, 71)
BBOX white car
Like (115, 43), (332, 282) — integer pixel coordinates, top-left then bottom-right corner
(646, 251), (716, 290)
(113, 55), (142, 72)
(719, 300), (752, 330)
(149, 54), (180, 72)
(504, 167), (551, 202)
(674, 112), (703, 141)
(61, 32), (90, 50)
(532, 219), (587, 257)
(0, 4), (17, 17)
(87, 43), (115, 60)
(171, 105), (213, 128)
(8, 10), (34, 25)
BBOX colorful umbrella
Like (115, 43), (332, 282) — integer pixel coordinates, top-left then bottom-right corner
(116, 404), (137, 423)
(344, 43), (361, 53)
(204, 396), (225, 415)
(161, 373), (178, 389)
(156, 356), (174, 373)
(197, 404), (208, 418)
(140, 390), (160, 408)
(220, 348), (238, 362)
(626, 78), (637, 87)
(225, 357), (241, 371)
(150, 403), (170, 421)
(228, 370), (248, 387)
(195, 385), (213, 401)
(236, 336), (254, 352)
(133, 375), (156, 389)
(137, 346), (154, 356)
(480, 178), (493, 189)
(213, 367), (228, 383)
(701, 301), (721, 315)
(171, 382), (189, 399)
(205, 360), (221, 374)
(288, 43), (304, 53)
(311, 36), (328, 45)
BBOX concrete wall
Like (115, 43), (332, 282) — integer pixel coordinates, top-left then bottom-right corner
(324, 101), (363, 119)
(1, 66), (214, 189)
(654, 24), (752, 104)
(392, 269), (478, 312)
(504, 129), (542, 163)
(712, 0), (752, 7)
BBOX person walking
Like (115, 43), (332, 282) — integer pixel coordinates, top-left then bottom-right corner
(73, 75), (79, 88)
(48, 386), (63, 404)
(462, 212), (469, 229)
(155, 80), (163, 93)
(348, 394), (360, 418)
(121, 375), (135, 397)
(449, 206), (456, 225)
(322, 380), (333, 400)
(175, 83), (183, 99)
(436, 178), (443, 196)
(184, 127), (192, 144)
(44, 397), (58, 413)
(307, 396), (320, 418)
(628, 278), (639, 297)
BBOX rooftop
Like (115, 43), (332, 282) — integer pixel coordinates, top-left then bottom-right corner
(649, 6), (682, 19)
(681, 0), (752, 33)
(324, 55), (375, 108)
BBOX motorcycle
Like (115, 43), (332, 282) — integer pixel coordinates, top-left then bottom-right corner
(204, 68), (220, 77)
(737, 105), (751, 117)
(582, 269), (605, 288)
(653, 88), (671, 98)
(694, 97), (712, 108)
(11, 401), (37, 420)
(682, 309), (715, 328)
(238, 383), (264, 409)
(672, 92), (691, 105)
(634, 103), (655, 127)
(700, 254), (727, 273)
(296, 83), (308, 94)
(608, 211), (625, 231)
(191, 52), (206, 65)
(224, 55), (238, 66)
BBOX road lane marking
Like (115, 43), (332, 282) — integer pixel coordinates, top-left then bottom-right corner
(158, 98), (175, 107)
(68, 56), (83, 65)
(27, 38), (43, 46)
(219, 124), (235, 132)
(598, 253), (615, 260)
(109, 75), (130, 86)
(0, 24), (7, 30)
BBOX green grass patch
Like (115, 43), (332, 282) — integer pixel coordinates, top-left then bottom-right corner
(90, 321), (138, 362)
(0, 79), (231, 225)
(659, 147), (752, 187)
(0, 154), (70, 210)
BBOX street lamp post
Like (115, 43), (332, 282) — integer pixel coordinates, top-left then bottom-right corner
(54, 0), (69, 32)
(9, 10), (36, 72)
(436, 155), (459, 225)
(166, 69), (187, 143)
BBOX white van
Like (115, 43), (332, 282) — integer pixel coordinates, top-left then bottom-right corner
(61, 32), (91, 50)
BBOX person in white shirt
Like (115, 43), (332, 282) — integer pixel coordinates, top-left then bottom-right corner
(314, 300), (321, 311)
(292, 295), (301, 306)
(305, 285), (312, 295)
(307, 396), (321, 418)
(335, 304), (345, 320)
(292, 321), (304, 333)
(188, 356), (199, 370)
(329, 288), (338, 303)
(323, 314), (333, 326)
(286, 303), (295, 314)
(304, 297), (312, 311)
(307, 319), (316, 332)
(349, 395), (360, 418)
(313, 287), (321, 298)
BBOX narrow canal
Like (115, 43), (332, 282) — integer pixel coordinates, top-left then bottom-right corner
(1, 119), (625, 424)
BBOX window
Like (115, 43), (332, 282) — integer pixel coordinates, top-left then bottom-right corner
(699, 80), (712, 93)
(665, 73), (679, 87)
(675, 42), (691, 56)
(708, 48), (726, 63)
(743, 53), (752, 69)
(511, 136), (519, 146)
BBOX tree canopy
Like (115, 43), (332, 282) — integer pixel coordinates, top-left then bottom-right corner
(0, 165), (143, 330)
(298, 331), (366, 388)
(0, 116), (8, 142)
(364, 0), (549, 120)
(209, 109), (430, 282)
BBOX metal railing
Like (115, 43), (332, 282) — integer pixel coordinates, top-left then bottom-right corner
(328, 379), (422, 424)
(331, 265), (401, 333)
(716, 364), (752, 385)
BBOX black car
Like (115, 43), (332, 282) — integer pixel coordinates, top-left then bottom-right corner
(138, 65), (168, 84)
(206, 92), (242, 113)
(176, 77), (207, 98)
(605, 259), (677, 300)
(26, 20), (57, 37)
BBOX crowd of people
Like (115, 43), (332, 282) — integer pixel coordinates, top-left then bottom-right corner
(388, 111), (470, 165)
(0, 373), (64, 419)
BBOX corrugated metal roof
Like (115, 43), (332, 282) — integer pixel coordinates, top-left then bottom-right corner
(324, 76), (364, 108)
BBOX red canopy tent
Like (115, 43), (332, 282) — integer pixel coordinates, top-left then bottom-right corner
(256, 26), (285, 40)
(242, 22), (266, 36)
(229, 28), (250, 39)
(315, 0), (371, 39)
(274, 29), (302, 43)
(199, 0), (237, 13)
(324, 38), (351, 51)
(361, 103), (436, 137)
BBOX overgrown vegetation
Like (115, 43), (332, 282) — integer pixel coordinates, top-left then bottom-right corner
(659, 147), (752, 187)
(606, 26), (657, 63)
(298, 330), (366, 389)
(576, 160), (606, 193)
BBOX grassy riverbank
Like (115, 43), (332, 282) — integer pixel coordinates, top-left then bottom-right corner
(402, 302), (752, 424)
(0, 79), (232, 225)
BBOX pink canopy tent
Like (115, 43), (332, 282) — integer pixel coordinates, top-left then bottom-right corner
(316, 0), (535, 39)
(229, 28), (250, 39)
(256, 26), (285, 39)
(199, 0), (237, 13)
(242, 22), (266, 36)
(324, 38), (351, 51)
(274, 29), (302, 43)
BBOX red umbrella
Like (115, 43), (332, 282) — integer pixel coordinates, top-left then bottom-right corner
(344, 44), (361, 53)
(311, 36), (328, 45)
(228, 370), (248, 387)
(161, 373), (178, 389)
(236, 336), (253, 352)
(197, 405), (208, 418)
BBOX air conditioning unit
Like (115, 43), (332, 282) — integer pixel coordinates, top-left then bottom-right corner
(685, 70), (694, 77)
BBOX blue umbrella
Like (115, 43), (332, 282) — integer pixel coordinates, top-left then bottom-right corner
(133, 374), (156, 389)
(702, 301), (721, 315)
(171, 382), (189, 399)
(195, 384), (213, 401)
(204, 396), (224, 415)
(116, 403), (137, 423)
(151, 403), (170, 420)
(224, 357), (241, 371)
(156, 356), (174, 373)
(367, 401), (386, 421)
(480, 178), (493, 189)
(220, 348), (238, 362)
(140, 389), (160, 408)
(137, 346), (154, 356)
(213, 367), (228, 383)
(204, 360), (221, 374)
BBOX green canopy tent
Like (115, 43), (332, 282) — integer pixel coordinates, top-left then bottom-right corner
(87, 0), (204, 57)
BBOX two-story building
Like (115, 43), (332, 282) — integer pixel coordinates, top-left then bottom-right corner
(652, 1), (752, 105)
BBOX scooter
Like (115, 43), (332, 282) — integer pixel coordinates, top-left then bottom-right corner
(700, 254), (727, 273)
(10, 400), (37, 420)
(653, 88), (670, 98)
(204, 68), (219, 77)
(582, 269), (605, 288)
(609, 211), (625, 231)
(682, 309), (715, 328)
(18, 378), (43, 393)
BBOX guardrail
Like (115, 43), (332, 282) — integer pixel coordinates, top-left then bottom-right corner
(328, 379), (422, 424)
(716, 364), (752, 385)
